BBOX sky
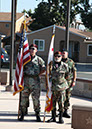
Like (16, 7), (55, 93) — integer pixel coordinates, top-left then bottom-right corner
(0, 0), (47, 13)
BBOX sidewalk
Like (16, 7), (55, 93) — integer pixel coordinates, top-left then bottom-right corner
(0, 85), (92, 129)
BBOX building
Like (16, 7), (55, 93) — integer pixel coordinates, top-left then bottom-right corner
(27, 25), (92, 63)
(0, 12), (31, 57)
(0, 12), (31, 37)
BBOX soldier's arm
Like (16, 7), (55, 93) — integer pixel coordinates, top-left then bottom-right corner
(73, 70), (77, 82)
(38, 57), (46, 76)
(72, 63), (77, 87)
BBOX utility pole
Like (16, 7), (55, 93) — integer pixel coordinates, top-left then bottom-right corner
(6, 0), (17, 91)
(14, 0), (17, 61)
(65, 0), (71, 51)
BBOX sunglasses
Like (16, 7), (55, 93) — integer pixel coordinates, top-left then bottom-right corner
(30, 48), (35, 50)
(54, 55), (61, 58)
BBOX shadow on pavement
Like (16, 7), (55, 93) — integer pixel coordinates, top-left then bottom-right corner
(0, 111), (51, 122)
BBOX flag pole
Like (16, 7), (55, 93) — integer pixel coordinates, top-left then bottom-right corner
(18, 11), (28, 118)
(43, 25), (55, 122)
(17, 23), (24, 119)
(18, 14), (26, 119)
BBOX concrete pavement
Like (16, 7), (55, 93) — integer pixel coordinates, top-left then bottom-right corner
(0, 85), (92, 129)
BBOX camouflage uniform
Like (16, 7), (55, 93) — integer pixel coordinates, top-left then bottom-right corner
(51, 61), (69, 112)
(20, 55), (45, 114)
(63, 58), (77, 110)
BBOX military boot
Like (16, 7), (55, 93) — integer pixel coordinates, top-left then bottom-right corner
(25, 108), (28, 115)
(58, 111), (64, 124)
(35, 112), (41, 122)
(18, 112), (24, 121)
(63, 109), (70, 118)
(47, 110), (56, 122)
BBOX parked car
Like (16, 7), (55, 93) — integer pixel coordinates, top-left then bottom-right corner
(1, 48), (10, 67)
(4, 45), (11, 56)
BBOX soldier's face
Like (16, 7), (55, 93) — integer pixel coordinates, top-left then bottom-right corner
(62, 51), (68, 59)
(54, 55), (62, 62)
(29, 47), (37, 56)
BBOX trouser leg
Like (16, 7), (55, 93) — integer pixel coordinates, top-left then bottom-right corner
(64, 89), (71, 109)
(58, 91), (65, 123)
(47, 92), (56, 122)
(18, 88), (30, 121)
(63, 88), (71, 118)
(31, 88), (41, 122)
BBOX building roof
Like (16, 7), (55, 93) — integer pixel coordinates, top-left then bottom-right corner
(57, 25), (92, 39)
(0, 12), (32, 22)
(27, 25), (92, 40)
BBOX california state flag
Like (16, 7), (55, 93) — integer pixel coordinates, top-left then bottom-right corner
(45, 25), (55, 112)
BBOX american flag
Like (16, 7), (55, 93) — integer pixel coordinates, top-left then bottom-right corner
(13, 31), (31, 95)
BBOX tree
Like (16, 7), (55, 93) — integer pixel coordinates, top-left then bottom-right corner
(29, 2), (54, 30)
(30, 0), (91, 30)
(22, 9), (27, 13)
(80, 0), (92, 30)
(22, 9), (32, 17)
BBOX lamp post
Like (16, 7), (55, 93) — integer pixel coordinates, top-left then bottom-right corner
(65, 0), (71, 51)
(9, 0), (15, 86)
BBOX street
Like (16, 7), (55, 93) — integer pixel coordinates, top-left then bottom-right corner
(0, 86), (92, 129)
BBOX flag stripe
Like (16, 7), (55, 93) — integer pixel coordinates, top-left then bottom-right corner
(13, 30), (31, 95)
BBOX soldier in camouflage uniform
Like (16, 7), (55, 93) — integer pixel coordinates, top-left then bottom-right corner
(48, 51), (69, 124)
(62, 49), (77, 118)
(19, 44), (45, 121)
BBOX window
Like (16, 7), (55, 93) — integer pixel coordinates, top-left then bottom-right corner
(87, 44), (92, 56)
(73, 42), (80, 52)
(33, 39), (45, 51)
(6, 24), (9, 28)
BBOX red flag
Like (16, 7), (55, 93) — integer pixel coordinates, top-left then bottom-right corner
(13, 31), (31, 95)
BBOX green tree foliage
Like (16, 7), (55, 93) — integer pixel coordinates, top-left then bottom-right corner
(29, 0), (91, 30)
(81, 12), (92, 30)
(29, 2), (55, 30)
(22, 9), (32, 17)
(80, 0), (92, 30)
(22, 9), (27, 13)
